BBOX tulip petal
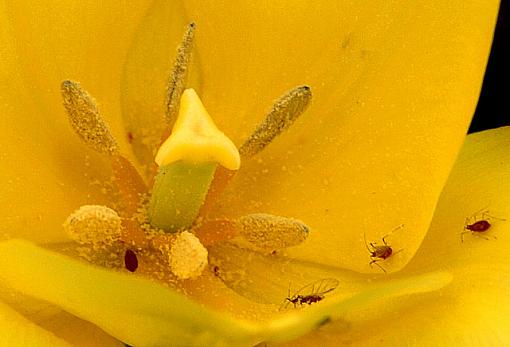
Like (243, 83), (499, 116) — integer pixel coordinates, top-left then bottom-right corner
(276, 127), (510, 346)
(182, 0), (497, 272)
(0, 1), (152, 243)
(0, 301), (72, 346)
(0, 239), (451, 346)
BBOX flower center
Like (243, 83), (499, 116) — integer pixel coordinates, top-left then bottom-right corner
(59, 23), (312, 284)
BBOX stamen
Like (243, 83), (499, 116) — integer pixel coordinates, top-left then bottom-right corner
(236, 213), (309, 251)
(63, 205), (122, 247)
(61, 79), (148, 221)
(165, 22), (196, 127)
(239, 85), (312, 158)
(61, 80), (118, 155)
(195, 213), (309, 250)
(200, 86), (312, 217)
(168, 231), (208, 279)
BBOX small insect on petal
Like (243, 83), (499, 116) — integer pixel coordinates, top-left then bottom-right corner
(239, 85), (312, 158)
(281, 278), (339, 310)
(124, 249), (138, 272)
(461, 209), (505, 242)
(61, 80), (118, 155)
(364, 225), (403, 273)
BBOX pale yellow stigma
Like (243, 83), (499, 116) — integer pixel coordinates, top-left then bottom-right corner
(155, 88), (240, 170)
(168, 231), (208, 279)
(63, 205), (122, 246)
(61, 80), (118, 155)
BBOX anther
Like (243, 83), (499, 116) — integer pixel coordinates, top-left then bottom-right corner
(61, 80), (118, 155)
(165, 22), (196, 127)
(63, 205), (122, 246)
(168, 231), (208, 280)
(239, 85), (312, 158)
(236, 213), (309, 251)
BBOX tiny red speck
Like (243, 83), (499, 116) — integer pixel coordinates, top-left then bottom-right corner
(127, 132), (134, 143)
(125, 249), (138, 272)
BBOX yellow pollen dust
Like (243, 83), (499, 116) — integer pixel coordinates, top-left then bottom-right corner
(169, 231), (208, 279)
(63, 205), (122, 247)
(155, 88), (240, 170)
(236, 213), (309, 252)
(61, 80), (118, 155)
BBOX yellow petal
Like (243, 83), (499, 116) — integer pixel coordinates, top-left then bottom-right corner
(0, 239), (269, 346)
(122, 0), (498, 271)
(0, 239), (451, 346)
(0, 301), (71, 346)
(0, 1), (151, 243)
(278, 127), (510, 346)
(192, 0), (498, 272)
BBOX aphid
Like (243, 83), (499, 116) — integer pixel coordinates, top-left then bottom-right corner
(364, 225), (403, 273)
(124, 249), (138, 272)
(127, 131), (134, 143)
(461, 209), (505, 242)
(281, 278), (339, 310)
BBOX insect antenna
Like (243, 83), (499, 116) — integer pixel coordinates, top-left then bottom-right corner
(279, 281), (292, 310)
(363, 232), (372, 252)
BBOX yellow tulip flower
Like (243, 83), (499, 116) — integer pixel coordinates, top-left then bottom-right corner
(0, 1), (504, 346)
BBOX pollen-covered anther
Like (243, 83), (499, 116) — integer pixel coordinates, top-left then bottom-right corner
(165, 22), (196, 127)
(236, 213), (309, 251)
(168, 231), (208, 280)
(63, 205), (122, 247)
(239, 85), (312, 158)
(61, 80), (119, 155)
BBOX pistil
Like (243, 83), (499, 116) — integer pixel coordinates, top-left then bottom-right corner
(148, 88), (240, 232)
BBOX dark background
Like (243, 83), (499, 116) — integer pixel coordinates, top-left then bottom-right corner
(469, 1), (509, 133)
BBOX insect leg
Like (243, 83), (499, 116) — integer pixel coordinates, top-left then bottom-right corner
(472, 233), (494, 241)
(381, 224), (404, 245)
(369, 259), (387, 273)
